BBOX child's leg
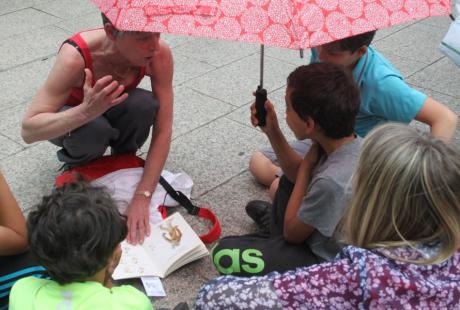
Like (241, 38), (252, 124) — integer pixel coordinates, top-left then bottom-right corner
(269, 175), (295, 236)
(268, 177), (280, 201)
(249, 151), (281, 186)
(249, 139), (312, 187)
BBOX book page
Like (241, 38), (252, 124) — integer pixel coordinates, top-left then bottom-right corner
(113, 212), (208, 280)
(112, 241), (162, 280)
(144, 212), (208, 276)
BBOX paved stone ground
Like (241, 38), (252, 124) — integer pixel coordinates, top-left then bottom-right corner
(1, 1), (459, 308)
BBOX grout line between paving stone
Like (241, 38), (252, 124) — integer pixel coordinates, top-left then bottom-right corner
(407, 81), (460, 100)
(178, 48), (259, 70)
(0, 134), (24, 158)
(193, 169), (249, 198)
(31, 7), (63, 20)
(264, 53), (307, 66)
(173, 51), (259, 87)
(181, 87), (241, 107)
(374, 22), (419, 42)
(0, 52), (57, 73)
(0, 7), (32, 17)
(174, 84), (287, 136)
(51, 24), (72, 34)
(170, 106), (249, 141)
(406, 56), (445, 78)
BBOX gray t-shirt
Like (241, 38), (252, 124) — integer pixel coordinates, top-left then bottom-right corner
(297, 137), (362, 261)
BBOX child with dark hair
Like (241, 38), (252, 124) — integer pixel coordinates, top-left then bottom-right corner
(250, 30), (458, 198)
(9, 181), (152, 309)
(211, 63), (362, 276)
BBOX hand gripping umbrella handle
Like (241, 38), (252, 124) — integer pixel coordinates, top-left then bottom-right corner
(255, 85), (267, 127)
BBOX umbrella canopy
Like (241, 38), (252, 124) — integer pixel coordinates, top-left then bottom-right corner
(92, 0), (451, 49)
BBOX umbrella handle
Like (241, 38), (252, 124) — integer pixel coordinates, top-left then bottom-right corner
(255, 85), (267, 127)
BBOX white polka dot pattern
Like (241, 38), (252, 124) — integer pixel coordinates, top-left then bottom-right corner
(91, 0), (451, 48)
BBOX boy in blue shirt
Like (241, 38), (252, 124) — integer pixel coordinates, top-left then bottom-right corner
(250, 31), (458, 197)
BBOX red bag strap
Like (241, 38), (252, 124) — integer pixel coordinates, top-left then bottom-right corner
(158, 176), (221, 244)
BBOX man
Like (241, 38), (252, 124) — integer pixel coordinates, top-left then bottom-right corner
(21, 14), (173, 244)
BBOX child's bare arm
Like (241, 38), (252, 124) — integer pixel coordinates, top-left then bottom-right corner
(0, 172), (28, 255)
(415, 97), (458, 141)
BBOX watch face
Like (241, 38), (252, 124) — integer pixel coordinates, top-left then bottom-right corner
(136, 190), (151, 197)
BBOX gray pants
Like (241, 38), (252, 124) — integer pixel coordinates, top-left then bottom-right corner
(50, 88), (159, 166)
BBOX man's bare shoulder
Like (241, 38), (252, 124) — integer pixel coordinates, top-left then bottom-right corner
(48, 44), (86, 89)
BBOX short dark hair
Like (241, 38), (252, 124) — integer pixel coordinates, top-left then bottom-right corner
(101, 13), (140, 37)
(102, 13), (122, 37)
(101, 13), (111, 26)
(287, 63), (360, 139)
(27, 181), (127, 284)
(324, 30), (376, 53)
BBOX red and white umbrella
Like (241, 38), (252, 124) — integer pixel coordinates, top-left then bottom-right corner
(92, 0), (451, 49)
(91, 0), (452, 124)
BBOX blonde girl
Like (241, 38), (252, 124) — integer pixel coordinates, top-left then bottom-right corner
(196, 123), (460, 309)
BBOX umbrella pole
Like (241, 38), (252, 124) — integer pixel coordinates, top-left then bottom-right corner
(255, 44), (267, 127)
(259, 44), (264, 87)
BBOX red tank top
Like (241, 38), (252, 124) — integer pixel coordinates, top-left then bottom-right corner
(63, 32), (146, 106)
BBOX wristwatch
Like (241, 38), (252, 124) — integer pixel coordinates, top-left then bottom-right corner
(135, 190), (152, 198)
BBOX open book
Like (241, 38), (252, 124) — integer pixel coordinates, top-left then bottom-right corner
(113, 212), (209, 280)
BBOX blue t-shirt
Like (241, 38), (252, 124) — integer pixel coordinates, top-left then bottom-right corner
(311, 47), (426, 137)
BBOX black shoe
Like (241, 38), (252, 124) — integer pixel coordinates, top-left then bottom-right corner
(245, 200), (271, 233)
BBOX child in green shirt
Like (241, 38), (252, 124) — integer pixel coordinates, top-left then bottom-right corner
(9, 181), (152, 309)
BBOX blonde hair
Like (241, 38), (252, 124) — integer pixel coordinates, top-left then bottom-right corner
(341, 123), (460, 264)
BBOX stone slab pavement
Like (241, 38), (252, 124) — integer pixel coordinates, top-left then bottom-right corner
(0, 1), (459, 308)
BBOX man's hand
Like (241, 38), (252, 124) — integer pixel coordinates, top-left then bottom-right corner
(250, 99), (280, 136)
(80, 69), (129, 119)
(125, 196), (151, 245)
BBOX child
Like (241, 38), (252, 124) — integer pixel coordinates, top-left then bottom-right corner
(197, 123), (460, 309)
(211, 63), (362, 276)
(0, 172), (46, 310)
(250, 31), (458, 197)
(9, 181), (152, 309)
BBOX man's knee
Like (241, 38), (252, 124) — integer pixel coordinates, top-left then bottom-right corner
(124, 88), (159, 120)
(62, 117), (116, 157)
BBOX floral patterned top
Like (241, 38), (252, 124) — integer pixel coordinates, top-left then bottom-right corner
(196, 245), (460, 309)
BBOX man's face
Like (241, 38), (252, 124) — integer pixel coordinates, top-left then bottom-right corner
(285, 87), (308, 140)
(317, 43), (363, 69)
(117, 32), (161, 66)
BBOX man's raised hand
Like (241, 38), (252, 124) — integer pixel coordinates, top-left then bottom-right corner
(80, 69), (129, 119)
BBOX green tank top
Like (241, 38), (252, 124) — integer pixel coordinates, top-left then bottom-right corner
(9, 277), (153, 309)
